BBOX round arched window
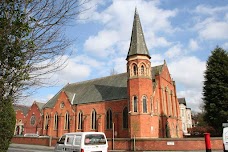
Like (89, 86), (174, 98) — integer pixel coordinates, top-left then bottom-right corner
(30, 115), (36, 126)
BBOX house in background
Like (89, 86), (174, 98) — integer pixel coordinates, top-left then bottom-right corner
(178, 98), (193, 135)
(14, 104), (29, 135)
(41, 9), (183, 139)
(14, 101), (45, 135)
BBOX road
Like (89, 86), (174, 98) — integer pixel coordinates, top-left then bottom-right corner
(8, 144), (54, 152)
(8, 147), (53, 152)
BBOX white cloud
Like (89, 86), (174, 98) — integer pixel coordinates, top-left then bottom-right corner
(222, 42), (228, 50)
(193, 4), (228, 40)
(177, 90), (203, 112)
(165, 44), (182, 59)
(168, 56), (206, 112)
(199, 22), (228, 40)
(83, 0), (177, 57)
(76, 0), (106, 23)
(194, 5), (228, 16)
(188, 39), (199, 51)
(146, 32), (171, 48)
(55, 59), (91, 84)
(169, 56), (206, 89)
(84, 30), (119, 57)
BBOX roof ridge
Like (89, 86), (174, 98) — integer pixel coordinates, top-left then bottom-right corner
(68, 72), (127, 86)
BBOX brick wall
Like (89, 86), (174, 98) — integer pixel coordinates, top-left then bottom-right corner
(12, 136), (223, 151)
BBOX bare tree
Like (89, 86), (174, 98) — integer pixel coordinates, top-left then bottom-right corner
(110, 68), (118, 75)
(0, 0), (90, 101)
(1, 0), (91, 150)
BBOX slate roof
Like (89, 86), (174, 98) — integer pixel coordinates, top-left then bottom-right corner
(13, 104), (30, 115)
(127, 8), (150, 59)
(35, 101), (45, 111)
(178, 98), (186, 106)
(43, 64), (164, 109)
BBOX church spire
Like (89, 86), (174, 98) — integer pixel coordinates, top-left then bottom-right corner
(127, 8), (150, 60)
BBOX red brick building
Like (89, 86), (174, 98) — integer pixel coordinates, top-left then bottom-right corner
(14, 104), (29, 135)
(14, 101), (44, 135)
(41, 9), (183, 139)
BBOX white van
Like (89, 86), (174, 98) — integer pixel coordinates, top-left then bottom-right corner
(54, 132), (108, 152)
(223, 127), (228, 152)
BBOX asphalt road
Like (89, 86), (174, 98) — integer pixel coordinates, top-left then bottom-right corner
(8, 147), (53, 152)
(8, 144), (54, 152)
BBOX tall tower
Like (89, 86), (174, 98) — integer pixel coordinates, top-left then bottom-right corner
(127, 8), (157, 138)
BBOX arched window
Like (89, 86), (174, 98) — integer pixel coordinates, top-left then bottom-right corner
(30, 114), (36, 126)
(123, 107), (128, 129)
(64, 112), (70, 130)
(133, 64), (137, 76)
(44, 114), (49, 130)
(141, 65), (144, 75)
(91, 109), (97, 130)
(106, 109), (112, 129)
(54, 113), (58, 130)
(78, 111), (83, 130)
(143, 96), (147, 113)
(133, 96), (138, 112)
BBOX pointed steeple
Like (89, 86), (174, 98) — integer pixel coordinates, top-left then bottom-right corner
(127, 8), (150, 60)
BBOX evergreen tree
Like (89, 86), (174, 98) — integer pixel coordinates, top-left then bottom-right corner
(203, 47), (228, 135)
(0, 101), (16, 151)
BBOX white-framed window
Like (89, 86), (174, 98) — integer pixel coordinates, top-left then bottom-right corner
(142, 96), (147, 113)
(141, 65), (145, 75)
(64, 112), (70, 130)
(44, 114), (49, 130)
(133, 64), (138, 76)
(54, 113), (58, 130)
(78, 111), (83, 130)
(91, 109), (97, 130)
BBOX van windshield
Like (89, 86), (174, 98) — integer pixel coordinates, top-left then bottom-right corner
(84, 134), (106, 145)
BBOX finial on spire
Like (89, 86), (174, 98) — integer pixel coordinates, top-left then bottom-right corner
(135, 7), (138, 15)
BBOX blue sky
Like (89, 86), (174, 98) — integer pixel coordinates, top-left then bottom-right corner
(22, 0), (228, 112)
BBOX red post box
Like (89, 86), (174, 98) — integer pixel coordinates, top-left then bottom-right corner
(204, 133), (211, 152)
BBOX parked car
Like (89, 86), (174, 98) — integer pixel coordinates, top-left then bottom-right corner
(223, 127), (228, 152)
(24, 133), (39, 137)
(54, 132), (108, 152)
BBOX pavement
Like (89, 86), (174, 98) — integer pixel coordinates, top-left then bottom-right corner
(9, 143), (54, 151)
(9, 143), (223, 152)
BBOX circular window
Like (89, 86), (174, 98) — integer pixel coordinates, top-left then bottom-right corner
(30, 115), (36, 126)
(60, 102), (65, 109)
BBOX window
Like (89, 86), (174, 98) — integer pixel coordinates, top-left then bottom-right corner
(143, 96), (147, 113)
(54, 113), (58, 130)
(66, 136), (74, 145)
(106, 109), (112, 129)
(78, 111), (83, 130)
(133, 64), (137, 76)
(58, 135), (66, 144)
(91, 109), (97, 130)
(64, 112), (70, 130)
(44, 114), (49, 130)
(74, 135), (82, 145)
(133, 96), (138, 112)
(60, 102), (65, 109)
(30, 114), (36, 126)
(84, 134), (106, 145)
(141, 65), (144, 75)
(123, 107), (128, 129)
